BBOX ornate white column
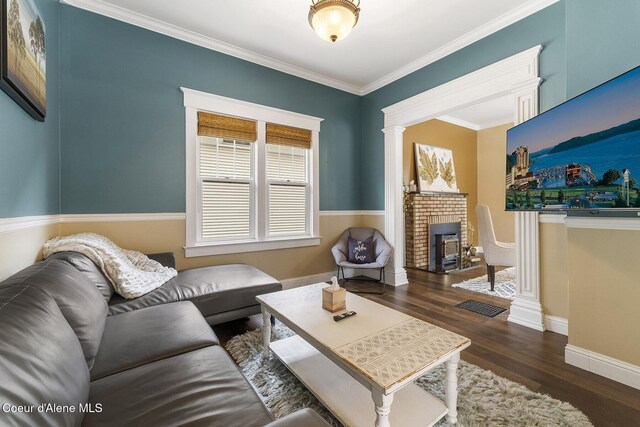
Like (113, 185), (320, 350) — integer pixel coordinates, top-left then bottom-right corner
(383, 126), (409, 286)
(508, 79), (545, 331)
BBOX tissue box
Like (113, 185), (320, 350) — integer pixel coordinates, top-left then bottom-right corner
(322, 286), (346, 313)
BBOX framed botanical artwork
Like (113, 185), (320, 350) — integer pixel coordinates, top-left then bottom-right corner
(1, 0), (46, 121)
(414, 143), (458, 193)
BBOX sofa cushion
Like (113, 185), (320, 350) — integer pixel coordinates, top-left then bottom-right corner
(91, 301), (219, 380)
(175, 264), (282, 316)
(108, 264), (282, 319)
(0, 283), (89, 427)
(48, 251), (114, 302)
(107, 278), (183, 314)
(3, 259), (108, 370)
(83, 346), (273, 427)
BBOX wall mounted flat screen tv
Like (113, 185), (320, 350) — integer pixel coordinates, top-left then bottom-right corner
(506, 66), (640, 212)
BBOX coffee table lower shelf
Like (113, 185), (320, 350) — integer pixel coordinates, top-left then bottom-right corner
(270, 335), (448, 427)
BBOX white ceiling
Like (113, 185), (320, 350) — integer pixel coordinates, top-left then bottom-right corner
(62, 0), (558, 95)
(438, 96), (514, 130)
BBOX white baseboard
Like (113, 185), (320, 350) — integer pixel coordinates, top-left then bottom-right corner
(544, 315), (568, 336)
(280, 271), (334, 289)
(565, 344), (640, 390)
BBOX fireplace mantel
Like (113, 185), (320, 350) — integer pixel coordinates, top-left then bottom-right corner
(405, 192), (468, 270)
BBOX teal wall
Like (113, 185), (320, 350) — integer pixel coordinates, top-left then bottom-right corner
(59, 5), (362, 213)
(565, 0), (640, 98)
(0, 0), (60, 217)
(3, 1), (640, 217)
(360, 1), (568, 210)
(360, 0), (640, 210)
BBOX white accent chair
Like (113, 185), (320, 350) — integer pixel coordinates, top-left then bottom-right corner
(476, 205), (516, 291)
(331, 227), (392, 295)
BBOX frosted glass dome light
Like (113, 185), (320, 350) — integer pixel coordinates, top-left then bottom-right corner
(309, 0), (360, 43)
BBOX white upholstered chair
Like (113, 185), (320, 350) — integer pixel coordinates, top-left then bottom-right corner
(476, 205), (516, 291)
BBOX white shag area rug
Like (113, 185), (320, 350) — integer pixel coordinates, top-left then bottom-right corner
(452, 267), (516, 301)
(225, 325), (592, 427)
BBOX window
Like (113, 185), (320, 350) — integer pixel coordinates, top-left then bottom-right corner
(200, 138), (253, 240)
(183, 88), (321, 257)
(267, 144), (308, 236)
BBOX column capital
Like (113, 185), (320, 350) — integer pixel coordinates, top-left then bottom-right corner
(382, 125), (406, 134)
(510, 77), (542, 95)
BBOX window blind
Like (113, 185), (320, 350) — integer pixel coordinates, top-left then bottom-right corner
(202, 181), (251, 239)
(200, 138), (251, 179)
(198, 112), (257, 142)
(266, 144), (308, 235)
(266, 144), (307, 182)
(266, 123), (312, 149)
(200, 138), (253, 240)
(269, 184), (307, 235)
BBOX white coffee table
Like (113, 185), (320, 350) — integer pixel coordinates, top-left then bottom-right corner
(256, 283), (470, 427)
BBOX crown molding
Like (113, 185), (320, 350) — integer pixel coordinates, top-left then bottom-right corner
(62, 0), (558, 97)
(478, 117), (514, 130)
(359, 0), (560, 95)
(436, 115), (481, 131)
(60, 0), (362, 95)
(437, 114), (512, 131)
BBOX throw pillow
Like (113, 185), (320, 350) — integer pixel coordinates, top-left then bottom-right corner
(347, 236), (374, 264)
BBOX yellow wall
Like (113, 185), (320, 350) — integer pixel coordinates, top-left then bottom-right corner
(539, 222), (569, 318)
(59, 214), (366, 282)
(404, 119), (478, 245)
(566, 228), (640, 365)
(0, 223), (59, 281)
(477, 124), (515, 243)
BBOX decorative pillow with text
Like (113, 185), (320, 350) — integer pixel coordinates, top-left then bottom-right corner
(347, 236), (374, 264)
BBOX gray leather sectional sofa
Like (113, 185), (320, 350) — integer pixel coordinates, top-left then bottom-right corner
(48, 251), (284, 325)
(0, 254), (328, 426)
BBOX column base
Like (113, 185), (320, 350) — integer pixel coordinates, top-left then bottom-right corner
(386, 267), (408, 287)
(508, 297), (545, 331)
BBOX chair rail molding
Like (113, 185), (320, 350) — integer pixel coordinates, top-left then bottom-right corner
(381, 45), (545, 330)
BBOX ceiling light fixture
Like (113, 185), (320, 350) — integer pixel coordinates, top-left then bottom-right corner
(308, 0), (360, 43)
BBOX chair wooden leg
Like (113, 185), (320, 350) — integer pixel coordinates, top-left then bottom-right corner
(487, 265), (496, 291)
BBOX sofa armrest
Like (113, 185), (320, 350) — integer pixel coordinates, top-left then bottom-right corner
(146, 252), (176, 269)
(264, 408), (329, 427)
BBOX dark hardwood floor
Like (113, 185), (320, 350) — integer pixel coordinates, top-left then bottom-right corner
(214, 267), (640, 427)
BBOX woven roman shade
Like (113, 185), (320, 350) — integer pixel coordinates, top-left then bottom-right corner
(266, 123), (312, 149)
(198, 112), (257, 142)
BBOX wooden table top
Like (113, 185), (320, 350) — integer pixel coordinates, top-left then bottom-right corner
(257, 283), (470, 393)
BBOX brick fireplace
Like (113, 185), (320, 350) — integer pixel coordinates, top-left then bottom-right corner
(405, 193), (468, 271)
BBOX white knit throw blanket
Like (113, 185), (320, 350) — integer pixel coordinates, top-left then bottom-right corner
(43, 233), (178, 299)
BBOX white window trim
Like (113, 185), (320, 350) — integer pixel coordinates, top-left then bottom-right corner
(182, 87), (322, 257)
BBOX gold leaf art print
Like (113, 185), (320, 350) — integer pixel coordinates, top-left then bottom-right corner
(439, 158), (457, 187)
(414, 144), (458, 193)
(419, 150), (439, 185)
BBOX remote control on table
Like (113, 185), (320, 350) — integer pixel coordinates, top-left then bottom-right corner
(333, 311), (357, 322)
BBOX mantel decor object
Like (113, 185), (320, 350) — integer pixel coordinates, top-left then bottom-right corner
(1, 0), (46, 121)
(414, 143), (458, 193)
(322, 276), (346, 312)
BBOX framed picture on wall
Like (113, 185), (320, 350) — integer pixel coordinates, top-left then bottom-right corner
(1, 0), (46, 121)
(414, 143), (458, 193)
